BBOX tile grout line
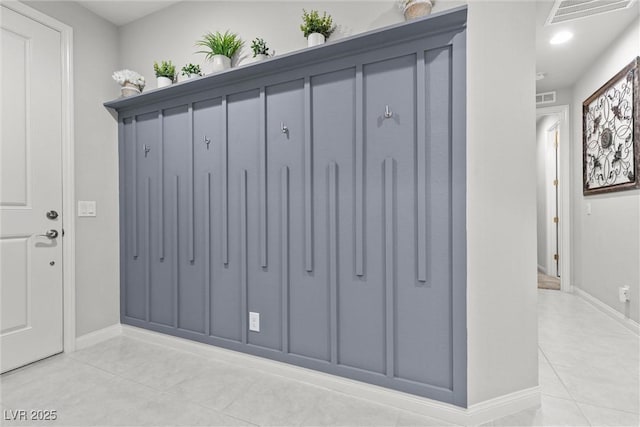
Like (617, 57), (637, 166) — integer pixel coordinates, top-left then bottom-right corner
(538, 345), (594, 426)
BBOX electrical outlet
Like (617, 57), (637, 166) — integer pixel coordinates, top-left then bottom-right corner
(249, 312), (260, 332)
(619, 286), (630, 303)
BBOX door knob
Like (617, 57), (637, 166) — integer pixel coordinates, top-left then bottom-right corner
(46, 210), (59, 220)
(38, 230), (59, 239)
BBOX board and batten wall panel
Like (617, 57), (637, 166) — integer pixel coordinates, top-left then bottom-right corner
(111, 8), (467, 407)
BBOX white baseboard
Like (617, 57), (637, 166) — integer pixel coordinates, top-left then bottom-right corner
(573, 287), (639, 336)
(121, 324), (539, 426)
(74, 324), (123, 350)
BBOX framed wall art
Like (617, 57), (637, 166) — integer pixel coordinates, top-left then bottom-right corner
(583, 56), (639, 195)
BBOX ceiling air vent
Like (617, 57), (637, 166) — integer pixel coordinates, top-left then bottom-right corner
(546, 0), (636, 25)
(536, 91), (557, 105)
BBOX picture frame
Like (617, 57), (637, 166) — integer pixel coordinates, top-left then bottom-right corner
(583, 56), (639, 195)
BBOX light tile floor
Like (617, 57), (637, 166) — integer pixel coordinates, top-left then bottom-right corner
(485, 290), (639, 427)
(1, 290), (638, 426)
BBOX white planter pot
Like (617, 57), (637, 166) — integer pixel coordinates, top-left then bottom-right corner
(211, 54), (231, 72)
(307, 33), (325, 47)
(120, 83), (141, 97)
(403, 0), (433, 20)
(254, 54), (268, 62)
(157, 76), (172, 88)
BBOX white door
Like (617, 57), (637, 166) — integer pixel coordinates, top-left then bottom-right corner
(1, 5), (64, 373)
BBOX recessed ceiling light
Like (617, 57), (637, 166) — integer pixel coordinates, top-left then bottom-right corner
(550, 31), (573, 45)
(536, 72), (546, 81)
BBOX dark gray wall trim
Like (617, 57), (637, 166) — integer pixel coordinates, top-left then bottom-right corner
(112, 7), (467, 407)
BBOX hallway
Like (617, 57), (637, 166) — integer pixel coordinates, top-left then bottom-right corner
(1, 289), (638, 426)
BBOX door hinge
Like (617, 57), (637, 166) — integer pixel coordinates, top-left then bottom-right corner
(62, 228), (65, 237)
(553, 179), (558, 187)
(554, 253), (559, 261)
(553, 217), (559, 224)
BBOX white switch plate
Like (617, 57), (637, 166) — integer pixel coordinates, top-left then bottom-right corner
(586, 202), (592, 215)
(619, 286), (630, 303)
(78, 200), (97, 217)
(249, 312), (260, 332)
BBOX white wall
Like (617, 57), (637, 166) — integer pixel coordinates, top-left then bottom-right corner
(466, 0), (538, 405)
(571, 17), (640, 323)
(536, 115), (557, 272)
(118, 1), (465, 88)
(120, 1), (396, 87)
(24, 1), (121, 337)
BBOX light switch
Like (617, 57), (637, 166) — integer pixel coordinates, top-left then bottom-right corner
(249, 312), (260, 332)
(78, 200), (97, 217)
(586, 202), (591, 215)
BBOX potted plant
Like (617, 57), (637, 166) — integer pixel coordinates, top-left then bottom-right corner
(300, 9), (336, 47)
(250, 38), (273, 62)
(154, 60), (176, 88)
(251, 37), (276, 61)
(398, 0), (433, 20)
(196, 31), (243, 73)
(181, 63), (202, 80)
(112, 69), (145, 97)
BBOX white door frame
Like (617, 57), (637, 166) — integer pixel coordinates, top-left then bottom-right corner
(545, 121), (559, 277)
(2, 1), (76, 352)
(536, 105), (571, 292)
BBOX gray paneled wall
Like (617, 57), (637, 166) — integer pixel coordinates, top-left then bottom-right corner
(114, 9), (467, 407)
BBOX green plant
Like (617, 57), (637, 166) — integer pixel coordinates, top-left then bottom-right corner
(300, 9), (336, 39)
(153, 60), (175, 80)
(181, 63), (202, 76)
(196, 31), (244, 59)
(250, 38), (272, 57)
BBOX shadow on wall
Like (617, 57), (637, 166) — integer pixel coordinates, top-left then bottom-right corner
(333, 4), (400, 39)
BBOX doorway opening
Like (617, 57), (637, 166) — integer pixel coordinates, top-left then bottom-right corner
(536, 105), (571, 292)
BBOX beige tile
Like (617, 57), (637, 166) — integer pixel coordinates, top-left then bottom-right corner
(578, 402), (639, 427)
(539, 333), (639, 374)
(166, 360), (264, 411)
(538, 353), (572, 400)
(1, 354), (74, 392)
(554, 363), (639, 414)
(117, 346), (213, 391)
(68, 336), (166, 375)
(488, 395), (590, 426)
(94, 390), (256, 426)
(300, 392), (399, 426)
(394, 410), (455, 426)
(1, 357), (115, 410)
(224, 375), (325, 426)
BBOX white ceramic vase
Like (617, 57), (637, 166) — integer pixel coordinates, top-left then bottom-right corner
(157, 76), (172, 88)
(211, 54), (231, 72)
(120, 83), (141, 97)
(254, 53), (268, 62)
(307, 33), (325, 47)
